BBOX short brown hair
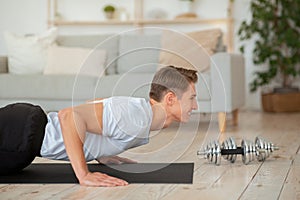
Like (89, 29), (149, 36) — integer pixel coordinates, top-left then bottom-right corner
(149, 66), (198, 102)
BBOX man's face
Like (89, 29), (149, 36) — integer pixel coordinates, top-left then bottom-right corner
(172, 83), (198, 122)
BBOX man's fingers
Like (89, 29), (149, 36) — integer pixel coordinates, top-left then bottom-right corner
(94, 172), (128, 186)
(79, 172), (128, 187)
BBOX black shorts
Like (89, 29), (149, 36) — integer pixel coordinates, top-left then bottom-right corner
(0, 103), (47, 174)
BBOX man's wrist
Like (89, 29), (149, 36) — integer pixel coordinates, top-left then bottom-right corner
(73, 164), (90, 180)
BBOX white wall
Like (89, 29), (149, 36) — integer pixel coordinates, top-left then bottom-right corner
(0, 0), (48, 54)
(233, 0), (262, 110)
(0, 0), (261, 110)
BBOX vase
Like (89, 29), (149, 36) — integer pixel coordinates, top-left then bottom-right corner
(180, 1), (193, 13)
(105, 12), (114, 19)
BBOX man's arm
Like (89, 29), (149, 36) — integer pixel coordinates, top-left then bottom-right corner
(58, 105), (128, 187)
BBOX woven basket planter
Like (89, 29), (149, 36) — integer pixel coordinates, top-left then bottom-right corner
(261, 92), (300, 112)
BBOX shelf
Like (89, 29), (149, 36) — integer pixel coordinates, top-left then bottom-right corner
(49, 18), (232, 26)
(138, 18), (231, 25)
(47, 0), (235, 52)
(50, 20), (134, 26)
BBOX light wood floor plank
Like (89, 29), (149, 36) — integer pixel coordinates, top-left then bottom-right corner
(238, 111), (300, 200)
(120, 184), (177, 200)
(161, 161), (261, 200)
(0, 184), (71, 200)
(279, 153), (300, 200)
(50, 184), (138, 200)
(239, 160), (292, 200)
(0, 184), (8, 189)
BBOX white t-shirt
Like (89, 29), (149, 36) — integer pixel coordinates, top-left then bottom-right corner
(40, 97), (153, 161)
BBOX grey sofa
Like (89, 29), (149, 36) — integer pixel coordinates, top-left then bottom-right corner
(0, 32), (245, 132)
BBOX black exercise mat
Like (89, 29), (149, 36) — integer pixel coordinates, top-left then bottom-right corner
(0, 163), (194, 184)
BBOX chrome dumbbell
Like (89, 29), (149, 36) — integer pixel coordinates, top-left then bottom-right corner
(242, 137), (279, 164)
(241, 139), (257, 165)
(197, 137), (279, 165)
(255, 136), (279, 161)
(197, 137), (238, 165)
(221, 137), (237, 163)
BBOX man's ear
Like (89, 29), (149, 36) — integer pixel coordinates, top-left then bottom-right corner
(164, 91), (177, 106)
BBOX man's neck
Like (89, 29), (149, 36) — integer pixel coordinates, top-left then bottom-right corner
(150, 103), (172, 131)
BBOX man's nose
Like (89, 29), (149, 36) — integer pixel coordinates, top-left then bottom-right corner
(193, 100), (198, 110)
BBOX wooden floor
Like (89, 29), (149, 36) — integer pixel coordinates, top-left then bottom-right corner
(1, 110), (300, 200)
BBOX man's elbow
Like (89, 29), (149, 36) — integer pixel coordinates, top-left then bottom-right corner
(58, 108), (73, 122)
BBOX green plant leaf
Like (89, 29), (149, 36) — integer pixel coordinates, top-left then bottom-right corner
(238, 0), (300, 92)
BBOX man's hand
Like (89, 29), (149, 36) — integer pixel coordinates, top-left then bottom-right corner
(97, 156), (137, 165)
(79, 171), (128, 187)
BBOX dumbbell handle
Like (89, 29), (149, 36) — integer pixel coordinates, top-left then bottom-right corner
(221, 147), (269, 156)
(197, 147), (244, 156)
(221, 147), (243, 155)
(198, 147), (267, 156)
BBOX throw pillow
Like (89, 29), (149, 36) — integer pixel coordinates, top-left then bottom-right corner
(3, 28), (57, 74)
(117, 34), (161, 74)
(159, 29), (222, 72)
(44, 45), (106, 77)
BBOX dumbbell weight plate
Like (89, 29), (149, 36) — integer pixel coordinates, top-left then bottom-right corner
(255, 137), (267, 161)
(241, 139), (256, 165)
(203, 141), (221, 165)
(221, 137), (237, 163)
(255, 136), (279, 161)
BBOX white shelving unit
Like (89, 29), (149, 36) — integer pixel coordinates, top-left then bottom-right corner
(47, 0), (235, 52)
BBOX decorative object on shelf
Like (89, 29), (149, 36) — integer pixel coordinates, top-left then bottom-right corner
(238, 0), (300, 112)
(54, 12), (63, 20)
(179, 0), (195, 13)
(103, 4), (116, 19)
(175, 13), (197, 19)
(117, 7), (129, 21)
(176, 0), (197, 19)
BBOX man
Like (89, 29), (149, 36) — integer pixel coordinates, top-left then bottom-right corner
(0, 66), (198, 187)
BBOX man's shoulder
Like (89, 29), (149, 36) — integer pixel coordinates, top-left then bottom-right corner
(109, 96), (146, 102)
(108, 96), (149, 109)
(108, 96), (152, 128)
(104, 97), (152, 145)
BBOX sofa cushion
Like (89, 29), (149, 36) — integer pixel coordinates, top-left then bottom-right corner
(3, 28), (57, 74)
(196, 71), (211, 101)
(186, 29), (223, 55)
(0, 56), (8, 73)
(0, 73), (154, 102)
(94, 74), (155, 99)
(44, 45), (106, 77)
(0, 74), (98, 101)
(159, 29), (222, 72)
(117, 34), (161, 74)
(56, 34), (119, 75)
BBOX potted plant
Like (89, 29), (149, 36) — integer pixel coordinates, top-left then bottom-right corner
(238, 0), (300, 112)
(103, 5), (116, 19)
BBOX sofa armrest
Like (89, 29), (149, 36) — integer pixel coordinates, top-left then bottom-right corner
(0, 56), (8, 73)
(210, 52), (245, 112)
